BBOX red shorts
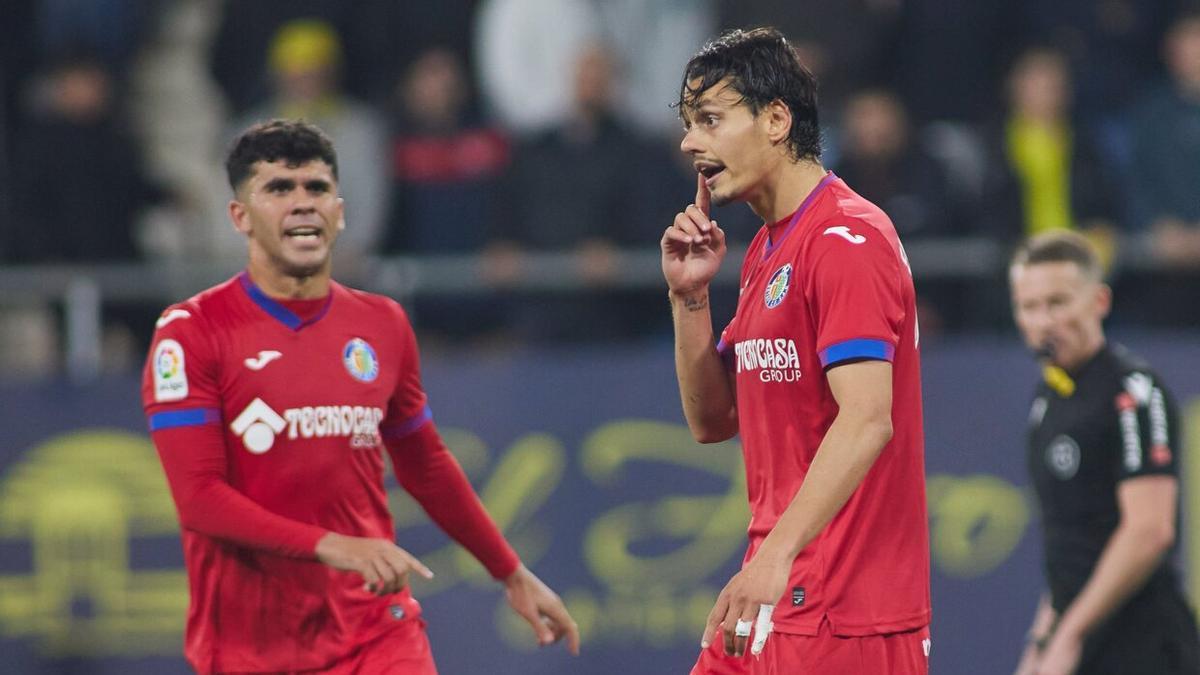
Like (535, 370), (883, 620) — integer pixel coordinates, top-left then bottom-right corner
(691, 620), (930, 675)
(291, 616), (438, 675)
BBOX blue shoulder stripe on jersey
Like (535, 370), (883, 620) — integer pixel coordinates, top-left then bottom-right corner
(381, 405), (433, 440)
(239, 272), (302, 329)
(716, 338), (735, 371)
(819, 338), (895, 367)
(148, 408), (221, 431)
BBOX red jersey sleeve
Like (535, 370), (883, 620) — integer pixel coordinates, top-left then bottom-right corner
(378, 302), (520, 579)
(380, 303), (431, 440)
(142, 304), (326, 558)
(804, 222), (905, 368)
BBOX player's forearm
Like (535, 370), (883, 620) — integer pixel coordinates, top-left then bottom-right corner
(152, 428), (326, 558)
(1027, 592), (1056, 643)
(388, 424), (520, 579)
(179, 479), (328, 557)
(1053, 520), (1173, 642)
(754, 409), (891, 564)
(670, 288), (737, 442)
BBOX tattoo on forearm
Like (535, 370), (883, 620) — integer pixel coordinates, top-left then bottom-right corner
(682, 295), (708, 312)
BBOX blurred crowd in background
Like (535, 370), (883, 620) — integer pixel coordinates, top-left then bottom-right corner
(1, 0), (1199, 374)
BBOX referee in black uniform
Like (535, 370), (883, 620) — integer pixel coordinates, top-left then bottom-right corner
(1010, 231), (1200, 675)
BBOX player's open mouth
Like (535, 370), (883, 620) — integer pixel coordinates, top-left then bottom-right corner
(284, 226), (322, 241)
(696, 162), (725, 186)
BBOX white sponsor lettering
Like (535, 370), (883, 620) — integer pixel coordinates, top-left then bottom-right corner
(1119, 405), (1142, 472)
(1150, 387), (1168, 447)
(283, 405), (384, 445)
(733, 338), (802, 383)
(822, 225), (866, 244)
(232, 400), (384, 454)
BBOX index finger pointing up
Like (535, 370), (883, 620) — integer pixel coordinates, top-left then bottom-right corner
(695, 172), (711, 217)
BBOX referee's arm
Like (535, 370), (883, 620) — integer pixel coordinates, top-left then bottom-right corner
(1041, 475), (1177, 667)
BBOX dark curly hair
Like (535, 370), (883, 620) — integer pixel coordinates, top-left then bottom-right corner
(677, 27), (821, 161)
(225, 119), (339, 191)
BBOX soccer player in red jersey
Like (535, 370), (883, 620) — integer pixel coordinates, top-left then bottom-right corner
(662, 28), (931, 674)
(142, 119), (578, 674)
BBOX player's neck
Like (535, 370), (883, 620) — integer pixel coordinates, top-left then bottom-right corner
(245, 261), (332, 300)
(747, 160), (828, 224)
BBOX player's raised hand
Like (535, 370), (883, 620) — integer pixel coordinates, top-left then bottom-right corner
(315, 532), (434, 596)
(503, 564), (581, 655)
(662, 173), (727, 295)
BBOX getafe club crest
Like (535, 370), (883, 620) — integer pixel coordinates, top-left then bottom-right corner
(764, 264), (793, 309)
(343, 338), (380, 382)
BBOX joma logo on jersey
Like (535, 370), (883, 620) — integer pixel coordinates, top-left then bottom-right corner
(230, 398), (384, 453)
(734, 338), (802, 383)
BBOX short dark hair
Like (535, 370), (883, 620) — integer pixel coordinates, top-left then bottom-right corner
(225, 119), (338, 192)
(1010, 230), (1103, 281)
(677, 27), (821, 161)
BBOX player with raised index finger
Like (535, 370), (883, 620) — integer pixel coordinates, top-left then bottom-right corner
(663, 27), (931, 674)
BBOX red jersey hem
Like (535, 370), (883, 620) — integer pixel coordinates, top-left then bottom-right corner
(773, 609), (931, 637)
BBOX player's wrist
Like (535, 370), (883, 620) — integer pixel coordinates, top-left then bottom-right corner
(668, 287), (710, 310)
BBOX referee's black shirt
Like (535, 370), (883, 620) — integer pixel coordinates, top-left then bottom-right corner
(1026, 343), (1184, 615)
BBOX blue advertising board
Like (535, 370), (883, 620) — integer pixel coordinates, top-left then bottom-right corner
(1, 333), (1197, 674)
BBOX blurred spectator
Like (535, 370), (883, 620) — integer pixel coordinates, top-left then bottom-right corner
(495, 43), (657, 342)
(230, 18), (389, 265)
(1130, 9), (1200, 265)
(383, 47), (510, 342)
(345, 0), (480, 106)
(1116, 9), (1200, 328)
(719, 0), (897, 115)
(594, 0), (716, 138)
(384, 48), (507, 254)
(7, 53), (175, 371)
(9, 54), (167, 263)
(885, 0), (1020, 125)
(836, 89), (962, 335)
(1019, 0), (1174, 138)
(474, 0), (599, 135)
(835, 89), (958, 240)
(35, 0), (157, 78)
(978, 47), (1122, 258)
(210, 2), (480, 112)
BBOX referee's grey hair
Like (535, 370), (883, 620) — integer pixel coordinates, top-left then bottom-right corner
(1010, 231), (1103, 281)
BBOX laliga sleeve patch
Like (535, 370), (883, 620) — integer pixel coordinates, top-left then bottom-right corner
(153, 339), (189, 402)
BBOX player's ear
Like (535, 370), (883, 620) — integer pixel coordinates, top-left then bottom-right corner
(336, 197), (346, 231)
(765, 99), (793, 146)
(1096, 282), (1113, 319)
(229, 199), (252, 235)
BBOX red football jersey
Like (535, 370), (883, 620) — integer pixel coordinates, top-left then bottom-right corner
(716, 173), (931, 636)
(142, 273), (439, 673)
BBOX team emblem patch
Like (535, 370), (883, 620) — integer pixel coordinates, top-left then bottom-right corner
(343, 338), (379, 382)
(153, 339), (188, 402)
(764, 264), (792, 309)
(1045, 434), (1081, 480)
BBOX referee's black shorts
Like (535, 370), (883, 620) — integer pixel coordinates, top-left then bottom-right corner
(1080, 590), (1200, 674)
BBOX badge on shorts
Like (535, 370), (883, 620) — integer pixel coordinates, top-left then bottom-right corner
(792, 586), (805, 607)
(764, 264), (792, 309)
(389, 604), (405, 620)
